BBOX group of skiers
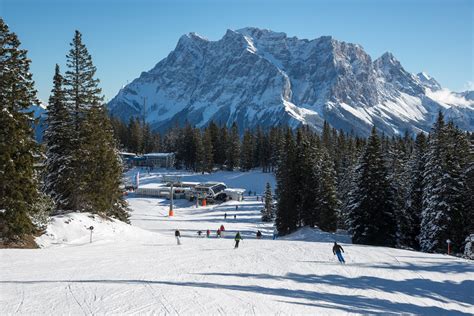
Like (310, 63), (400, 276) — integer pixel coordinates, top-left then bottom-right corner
(175, 229), (346, 261)
(224, 212), (237, 220)
(175, 228), (243, 248)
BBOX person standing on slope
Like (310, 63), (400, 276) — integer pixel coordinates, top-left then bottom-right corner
(220, 224), (225, 237)
(234, 232), (242, 248)
(333, 242), (345, 263)
(175, 229), (181, 245)
(206, 229), (210, 238)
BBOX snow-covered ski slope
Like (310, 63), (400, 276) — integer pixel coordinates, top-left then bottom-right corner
(1, 170), (473, 315)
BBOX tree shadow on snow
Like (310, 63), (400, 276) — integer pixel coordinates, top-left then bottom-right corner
(359, 261), (474, 274)
(198, 272), (474, 307)
(1, 277), (471, 315)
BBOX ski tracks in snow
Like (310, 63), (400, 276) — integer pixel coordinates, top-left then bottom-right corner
(13, 286), (24, 314)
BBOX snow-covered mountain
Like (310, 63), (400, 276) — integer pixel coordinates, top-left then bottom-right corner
(108, 27), (474, 136)
(27, 101), (47, 142)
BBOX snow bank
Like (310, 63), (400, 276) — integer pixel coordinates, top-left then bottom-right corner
(36, 212), (157, 248)
(281, 226), (352, 244)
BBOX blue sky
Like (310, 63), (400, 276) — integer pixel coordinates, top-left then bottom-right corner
(2, 0), (473, 102)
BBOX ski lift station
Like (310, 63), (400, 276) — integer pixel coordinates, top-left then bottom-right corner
(134, 178), (245, 202)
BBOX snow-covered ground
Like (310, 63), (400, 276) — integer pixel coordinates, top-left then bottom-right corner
(1, 169), (473, 315)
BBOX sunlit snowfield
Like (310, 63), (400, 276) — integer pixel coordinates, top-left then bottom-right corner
(1, 170), (473, 315)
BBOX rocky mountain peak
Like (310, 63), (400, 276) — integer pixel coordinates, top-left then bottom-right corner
(108, 27), (473, 136)
(416, 72), (442, 91)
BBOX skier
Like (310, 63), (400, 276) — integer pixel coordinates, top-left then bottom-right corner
(220, 224), (225, 237)
(256, 230), (262, 239)
(333, 242), (345, 264)
(206, 229), (210, 238)
(235, 205), (238, 211)
(272, 228), (278, 240)
(224, 212), (227, 219)
(216, 229), (221, 238)
(234, 232), (242, 248)
(234, 214), (237, 220)
(175, 229), (181, 245)
(197, 230), (202, 237)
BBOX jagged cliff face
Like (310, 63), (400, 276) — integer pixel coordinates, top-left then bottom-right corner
(108, 27), (474, 136)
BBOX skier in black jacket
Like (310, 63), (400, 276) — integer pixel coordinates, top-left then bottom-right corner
(333, 242), (345, 263)
(175, 229), (181, 245)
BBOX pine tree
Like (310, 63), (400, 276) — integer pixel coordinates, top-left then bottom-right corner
(201, 127), (214, 173)
(441, 122), (470, 252)
(296, 129), (319, 228)
(261, 182), (275, 222)
(75, 105), (129, 221)
(64, 30), (103, 131)
(387, 136), (411, 245)
(338, 135), (358, 230)
(0, 19), (42, 239)
(194, 128), (204, 172)
(318, 148), (339, 232)
(61, 30), (128, 220)
(215, 125), (228, 166)
(142, 123), (153, 153)
(43, 65), (75, 210)
(241, 129), (254, 171)
(128, 117), (143, 154)
(463, 133), (474, 238)
(347, 127), (397, 246)
(226, 123), (240, 170)
(419, 114), (470, 252)
(275, 128), (298, 234)
(402, 132), (427, 249)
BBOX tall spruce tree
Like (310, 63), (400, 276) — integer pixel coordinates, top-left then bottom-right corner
(318, 148), (339, 232)
(418, 113), (471, 252)
(347, 127), (397, 246)
(0, 19), (42, 239)
(464, 133), (474, 238)
(261, 182), (275, 222)
(387, 136), (411, 245)
(241, 129), (254, 171)
(296, 129), (319, 228)
(402, 132), (427, 249)
(61, 30), (128, 220)
(64, 30), (102, 131)
(201, 128), (214, 173)
(43, 65), (75, 210)
(226, 123), (240, 170)
(275, 128), (298, 234)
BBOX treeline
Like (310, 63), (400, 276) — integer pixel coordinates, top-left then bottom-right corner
(0, 20), (127, 242)
(275, 118), (473, 254)
(111, 119), (281, 173)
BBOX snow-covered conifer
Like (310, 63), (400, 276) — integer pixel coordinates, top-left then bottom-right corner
(347, 127), (397, 246)
(0, 19), (42, 239)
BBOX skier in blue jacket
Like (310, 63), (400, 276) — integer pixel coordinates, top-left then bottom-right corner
(333, 242), (345, 263)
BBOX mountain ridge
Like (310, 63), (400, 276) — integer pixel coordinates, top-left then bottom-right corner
(108, 27), (474, 136)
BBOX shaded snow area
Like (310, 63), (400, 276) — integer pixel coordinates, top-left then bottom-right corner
(1, 170), (473, 315)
